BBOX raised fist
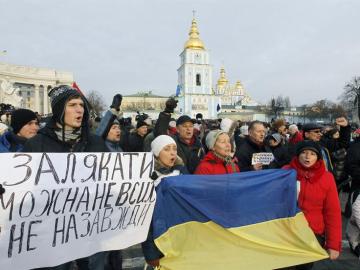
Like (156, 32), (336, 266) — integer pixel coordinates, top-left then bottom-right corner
(164, 97), (178, 114)
(110, 94), (123, 111)
(335, 116), (348, 127)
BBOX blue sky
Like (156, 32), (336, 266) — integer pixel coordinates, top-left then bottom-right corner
(1, 0), (359, 106)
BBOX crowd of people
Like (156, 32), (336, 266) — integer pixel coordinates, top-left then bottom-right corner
(0, 84), (359, 270)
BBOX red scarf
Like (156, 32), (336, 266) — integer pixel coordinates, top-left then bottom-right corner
(288, 157), (325, 183)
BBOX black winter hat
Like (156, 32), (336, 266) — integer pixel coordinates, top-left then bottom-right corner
(302, 123), (323, 132)
(48, 85), (89, 125)
(176, 115), (195, 126)
(11, 109), (37, 134)
(296, 140), (322, 159)
(103, 115), (120, 139)
(136, 120), (149, 129)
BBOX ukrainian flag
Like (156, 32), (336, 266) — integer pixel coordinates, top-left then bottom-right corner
(153, 169), (328, 270)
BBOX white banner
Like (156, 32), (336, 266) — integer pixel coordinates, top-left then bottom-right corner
(251, 152), (275, 165)
(0, 152), (155, 270)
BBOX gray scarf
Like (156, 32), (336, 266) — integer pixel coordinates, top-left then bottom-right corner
(55, 127), (82, 144)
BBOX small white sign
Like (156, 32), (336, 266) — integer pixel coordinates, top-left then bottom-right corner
(251, 152), (275, 165)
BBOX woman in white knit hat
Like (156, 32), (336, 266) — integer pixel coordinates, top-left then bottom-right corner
(194, 130), (240, 175)
(142, 135), (188, 268)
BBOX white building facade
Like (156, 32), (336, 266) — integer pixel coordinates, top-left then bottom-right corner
(0, 62), (74, 115)
(176, 18), (219, 119)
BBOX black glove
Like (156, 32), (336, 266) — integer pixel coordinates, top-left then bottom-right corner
(150, 171), (158, 180)
(110, 94), (123, 111)
(0, 184), (5, 195)
(164, 98), (178, 114)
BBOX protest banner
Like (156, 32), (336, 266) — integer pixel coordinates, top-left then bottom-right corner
(0, 152), (155, 270)
(251, 152), (275, 165)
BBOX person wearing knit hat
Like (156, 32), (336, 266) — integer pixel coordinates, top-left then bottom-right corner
(0, 109), (39, 153)
(284, 140), (342, 266)
(23, 87), (109, 268)
(125, 118), (149, 152)
(142, 134), (187, 268)
(195, 130), (240, 175)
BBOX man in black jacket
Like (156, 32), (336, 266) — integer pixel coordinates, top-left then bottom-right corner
(24, 85), (108, 270)
(235, 120), (272, 171)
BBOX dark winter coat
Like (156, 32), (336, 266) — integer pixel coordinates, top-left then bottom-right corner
(173, 134), (205, 174)
(265, 143), (292, 169)
(345, 137), (360, 191)
(194, 151), (240, 175)
(23, 120), (108, 153)
(0, 131), (26, 153)
(320, 125), (351, 153)
(125, 132), (146, 152)
(234, 136), (272, 172)
(284, 158), (342, 251)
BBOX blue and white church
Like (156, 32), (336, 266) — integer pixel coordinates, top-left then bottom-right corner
(176, 17), (257, 119)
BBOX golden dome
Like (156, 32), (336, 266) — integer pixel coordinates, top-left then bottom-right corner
(217, 67), (228, 87)
(184, 18), (206, 50)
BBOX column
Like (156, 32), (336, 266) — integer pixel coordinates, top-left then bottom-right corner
(43, 85), (49, 115)
(34, 84), (40, 113)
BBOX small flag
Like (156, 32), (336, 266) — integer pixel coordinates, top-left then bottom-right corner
(175, 85), (181, 97)
(216, 103), (221, 112)
(72, 82), (84, 96)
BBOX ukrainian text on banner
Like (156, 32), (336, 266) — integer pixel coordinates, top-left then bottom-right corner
(0, 152), (155, 270)
(153, 169), (328, 270)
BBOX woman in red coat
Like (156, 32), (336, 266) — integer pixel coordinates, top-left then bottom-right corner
(195, 129), (240, 174)
(284, 140), (341, 269)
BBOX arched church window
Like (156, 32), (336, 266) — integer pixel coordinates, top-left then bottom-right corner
(196, 74), (201, 86)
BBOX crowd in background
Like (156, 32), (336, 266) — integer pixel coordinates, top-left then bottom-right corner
(0, 85), (360, 270)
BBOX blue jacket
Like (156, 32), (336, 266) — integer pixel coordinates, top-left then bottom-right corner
(0, 131), (25, 153)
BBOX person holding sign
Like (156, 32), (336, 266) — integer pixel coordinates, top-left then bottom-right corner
(195, 130), (240, 175)
(24, 85), (108, 270)
(235, 120), (273, 171)
(142, 135), (188, 268)
(283, 140), (342, 269)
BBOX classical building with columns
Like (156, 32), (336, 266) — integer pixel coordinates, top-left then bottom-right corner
(0, 62), (74, 115)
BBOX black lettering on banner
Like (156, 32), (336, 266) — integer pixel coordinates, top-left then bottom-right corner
(115, 183), (132, 206)
(46, 190), (57, 216)
(111, 206), (124, 230)
(8, 222), (25, 257)
(127, 204), (140, 227)
(129, 182), (140, 205)
(92, 183), (106, 211)
(52, 188), (64, 214)
(112, 153), (124, 180)
(35, 153), (60, 185)
(101, 207), (113, 232)
(82, 154), (97, 182)
(80, 212), (91, 237)
(52, 216), (66, 247)
(98, 153), (112, 181)
(62, 187), (79, 214)
(61, 153), (77, 183)
(76, 186), (90, 212)
(104, 182), (116, 207)
(137, 182), (153, 203)
(137, 203), (152, 226)
(19, 191), (35, 218)
(1, 192), (15, 221)
(4, 154), (32, 186)
(123, 153), (139, 180)
(140, 153), (154, 178)
(35, 190), (50, 217)
(27, 220), (42, 252)
(65, 214), (78, 243)
(89, 210), (100, 235)
(121, 206), (131, 230)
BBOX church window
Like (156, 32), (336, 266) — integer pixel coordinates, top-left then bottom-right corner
(196, 74), (201, 86)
